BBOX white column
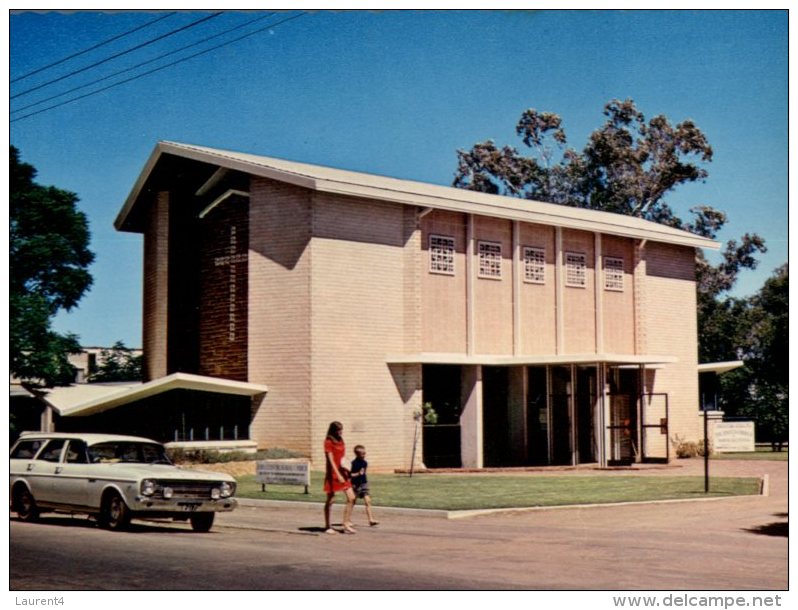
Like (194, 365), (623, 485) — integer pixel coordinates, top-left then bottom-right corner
(460, 365), (483, 468)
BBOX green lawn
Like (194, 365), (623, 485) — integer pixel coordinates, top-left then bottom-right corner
(712, 448), (788, 461)
(236, 472), (761, 511)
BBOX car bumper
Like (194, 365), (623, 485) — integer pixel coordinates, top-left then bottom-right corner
(131, 496), (238, 513)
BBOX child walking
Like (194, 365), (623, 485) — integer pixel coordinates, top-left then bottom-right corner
(350, 445), (379, 526)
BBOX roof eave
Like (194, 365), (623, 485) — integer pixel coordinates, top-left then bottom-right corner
(115, 141), (720, 251)
(54, 373), (269, 417)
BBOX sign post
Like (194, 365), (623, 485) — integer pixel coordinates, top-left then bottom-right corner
(256, 459), (310, 494)
(704, 408), (709, 493)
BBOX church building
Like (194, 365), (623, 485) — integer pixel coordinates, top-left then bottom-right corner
(106, 141), (719, 469)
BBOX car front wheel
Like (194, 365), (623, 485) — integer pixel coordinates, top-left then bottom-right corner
(13, 486), (39, 522)
(189, 513), (215, 532)
(101, 492), (131, 531)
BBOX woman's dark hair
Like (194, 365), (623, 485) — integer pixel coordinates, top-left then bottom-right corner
(326, 421), (343, 441)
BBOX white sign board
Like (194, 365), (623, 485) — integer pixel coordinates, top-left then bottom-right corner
(713, 421), (755, 453)
(256, 460), (310, 491)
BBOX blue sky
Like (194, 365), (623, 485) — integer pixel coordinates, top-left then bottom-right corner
(8, 9), (788, 348)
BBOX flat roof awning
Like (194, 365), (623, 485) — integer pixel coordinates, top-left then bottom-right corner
(386, 353), (679, 366)
(39, 373), (269, 418)
(698, 361), (745, 374)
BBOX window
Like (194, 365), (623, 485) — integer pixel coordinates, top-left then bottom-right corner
(66, 440), (89, 464)
(478, 241), (502, 279)
(429, 234), (455, 275)
(523, 247), (546, 284)
(565, 252), (587, 287)
(10, 439), (46, 460)
(604, 257), (625, 291)
(37, 439), (67, 463)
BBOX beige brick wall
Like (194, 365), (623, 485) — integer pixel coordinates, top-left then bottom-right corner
(309, 193), (418, 470)
(643, 242), (701, 446)
(142, 191), (169, 381)
(421, 211), (468, 353)
(562, 229), (596, 353)
(602, 235), (635, 354)
(247, 177), (313, 455)
(519, 223), (557, 355)
(473, 216), (514, 355)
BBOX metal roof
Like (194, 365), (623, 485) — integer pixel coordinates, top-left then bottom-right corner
(38, 373), (269, 418)
(116, 141), (720, 251)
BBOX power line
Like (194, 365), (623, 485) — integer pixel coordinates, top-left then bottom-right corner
(11, 12), (307, 124)
(11, 12), (224, 100)
(11, 12), (177, 84)
(12, 13), (276, 115)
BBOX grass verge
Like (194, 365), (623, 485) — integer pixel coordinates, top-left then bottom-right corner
(235, 473), (761, 511)
(712, 448), (788, 461)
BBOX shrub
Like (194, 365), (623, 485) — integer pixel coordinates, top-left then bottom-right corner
(166, 446), (305, 464)
(671, 435), (712, 458)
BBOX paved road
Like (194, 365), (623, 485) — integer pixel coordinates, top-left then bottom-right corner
(9, 459), (787, 590)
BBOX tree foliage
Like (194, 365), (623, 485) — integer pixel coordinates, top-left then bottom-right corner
(87, 341), (143, 383)
(454, 98), (766, 344)
(10, 146), (94, 386)
(717, 265), (788, 447)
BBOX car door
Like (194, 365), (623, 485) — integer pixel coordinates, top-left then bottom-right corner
(54, 439), (92, 508)
(30, 438), (68, 505)
(10, 437), (47, 490)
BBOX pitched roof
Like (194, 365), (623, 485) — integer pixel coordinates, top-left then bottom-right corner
(116, 140), (719, 250)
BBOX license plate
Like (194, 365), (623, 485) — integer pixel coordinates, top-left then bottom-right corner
(179, 503), (200, 512)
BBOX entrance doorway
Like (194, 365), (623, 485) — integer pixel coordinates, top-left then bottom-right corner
(526, 367), (549, 465)
(607, 368), (640, 464)
(421, 365), (462, 468)
(575, 366), (598, 464)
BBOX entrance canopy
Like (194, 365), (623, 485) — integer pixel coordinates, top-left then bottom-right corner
(38, 372), (269, 418)
(697, 360), (744, 374)
(386, 352), (678, 366)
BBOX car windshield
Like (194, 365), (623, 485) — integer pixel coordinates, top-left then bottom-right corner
(87, 441), (172, 465)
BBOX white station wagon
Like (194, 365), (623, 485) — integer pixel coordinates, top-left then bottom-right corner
(10, 432), (238, 532)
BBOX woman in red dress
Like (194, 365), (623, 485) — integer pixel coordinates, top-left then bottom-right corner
(323, 421), (356, 534)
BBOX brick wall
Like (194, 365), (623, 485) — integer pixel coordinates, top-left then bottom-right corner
(518, 223), (557, 355)
(473, 216), (514, 355)
(247, 177), (313, 455)
(602, 235), (635, 354)
(420, 211), (468, 353)
(142, 191), (169, 381)
(643, 242), (701, 445)
(198, 196), (249, 380)
(310, 192), (415, 469)
(562, 228), (596, 353)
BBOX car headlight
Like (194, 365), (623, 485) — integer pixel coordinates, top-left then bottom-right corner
(211, 488), (221, 500)
(141, 479), (156, 496)
(220, 481), (234, 498)
(162, 486), (174, 499)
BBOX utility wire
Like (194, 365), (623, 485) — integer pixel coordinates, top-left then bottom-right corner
(11, 12), (177, 84)
(12, 13), (275, 115)
(11, 12), (307, 123)
(11, 12), (223, 100)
